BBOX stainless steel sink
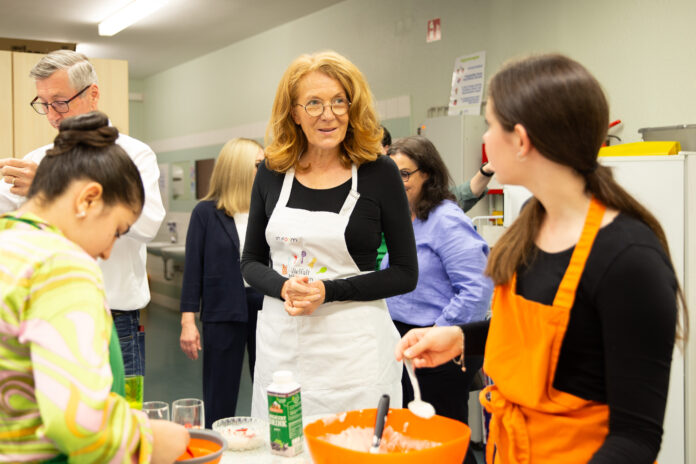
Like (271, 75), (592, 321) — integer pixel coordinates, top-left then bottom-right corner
(146, 241), (177, 257)
(147, 242), (185, 280)
(161, 245), (186, 263)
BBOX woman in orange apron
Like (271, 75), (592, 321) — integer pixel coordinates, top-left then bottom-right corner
(395, 54), (686, 463)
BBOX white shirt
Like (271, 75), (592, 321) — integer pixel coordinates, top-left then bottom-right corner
(233, 211), (250, 287)
(0, 133), (166, 310)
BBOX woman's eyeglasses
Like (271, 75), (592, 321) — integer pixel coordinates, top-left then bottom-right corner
(399, 168), (420, 181)
(296, 98), (351, 117)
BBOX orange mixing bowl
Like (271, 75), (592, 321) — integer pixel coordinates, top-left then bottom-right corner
(304, 408), (470, 464)
(175, 429), (227, 463)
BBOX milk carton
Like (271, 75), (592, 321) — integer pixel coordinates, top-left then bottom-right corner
(267, 370), (303, 456)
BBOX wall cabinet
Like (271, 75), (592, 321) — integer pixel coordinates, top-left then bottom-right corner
(1, 51), (128, 158)
(0, 51), (13, 158)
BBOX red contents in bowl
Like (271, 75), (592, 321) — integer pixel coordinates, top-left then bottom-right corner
(176, 437), (222, 461)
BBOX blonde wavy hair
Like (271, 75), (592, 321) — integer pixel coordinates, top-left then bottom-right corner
(202, 138), (263, 216)
(265, 50), (383, 172)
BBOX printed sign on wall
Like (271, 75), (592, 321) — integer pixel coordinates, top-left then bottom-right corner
(427, 18), (441, 43)
(448, 51), (486, 116)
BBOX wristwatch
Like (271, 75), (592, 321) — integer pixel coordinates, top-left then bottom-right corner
(480, 162), (494, 177)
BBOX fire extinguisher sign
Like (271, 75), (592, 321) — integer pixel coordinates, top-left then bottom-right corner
(427, 18), (441, 43)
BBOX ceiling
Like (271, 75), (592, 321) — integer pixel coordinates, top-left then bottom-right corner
(0, 0), (343, 79)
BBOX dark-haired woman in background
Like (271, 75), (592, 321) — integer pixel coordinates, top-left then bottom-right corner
(382, 136), (492, 464)
(0, 112), (187, 463)
(395, 55), (685, 463)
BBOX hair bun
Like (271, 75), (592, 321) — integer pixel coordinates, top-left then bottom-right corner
(49, 111), (119, 156)
(59, 111), (108, 132)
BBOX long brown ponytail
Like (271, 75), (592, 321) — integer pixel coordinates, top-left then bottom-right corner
(485, 54), (688, 343)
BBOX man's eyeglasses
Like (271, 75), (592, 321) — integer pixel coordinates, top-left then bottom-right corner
(30, 85), (91, 115)
(296, 98), (351, 118)
(399, 168), (420, 181)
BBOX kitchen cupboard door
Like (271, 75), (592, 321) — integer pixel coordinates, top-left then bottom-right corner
(91, 57), (129, 136)
(0, 51), (12, 158)
(11, 52), (129, 158)
(12, 52), (56, 158)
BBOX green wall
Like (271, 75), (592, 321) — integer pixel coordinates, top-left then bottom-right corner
(133, 0), (696, 210)
(128, 78), (145, 141)
(138, 0), (696, 148)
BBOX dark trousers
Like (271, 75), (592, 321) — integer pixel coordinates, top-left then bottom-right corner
(201, 288), (262, 428)
(112, 309), (145, 376)
(394, 320), (483, 464)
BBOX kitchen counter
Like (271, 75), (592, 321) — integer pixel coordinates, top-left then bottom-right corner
(217, 415), (326, 464)
(219, 446), (311, 464)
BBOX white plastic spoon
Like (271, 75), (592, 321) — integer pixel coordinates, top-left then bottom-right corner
(404, 358), (435, 419)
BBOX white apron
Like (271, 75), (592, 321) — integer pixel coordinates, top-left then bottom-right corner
(251, 165), (402, 419)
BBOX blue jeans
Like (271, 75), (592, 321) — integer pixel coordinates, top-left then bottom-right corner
(112, 309), (145, 376)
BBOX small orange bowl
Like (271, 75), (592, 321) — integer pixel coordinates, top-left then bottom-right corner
(175, 429), (227, 464)
(304, 408), (470, 464)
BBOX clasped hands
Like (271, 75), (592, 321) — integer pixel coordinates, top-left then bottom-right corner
(281, 276), (325, 316)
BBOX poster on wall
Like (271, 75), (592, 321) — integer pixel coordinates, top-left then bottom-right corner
(448, 51), (486, 116)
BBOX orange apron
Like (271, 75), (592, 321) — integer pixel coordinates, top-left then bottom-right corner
(480, 197), (611, 464)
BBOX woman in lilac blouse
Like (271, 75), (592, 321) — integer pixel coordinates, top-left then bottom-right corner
(381, 136), (493, 458)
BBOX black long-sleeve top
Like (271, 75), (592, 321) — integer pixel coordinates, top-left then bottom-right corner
(461, 213), (677, 463)
(241, 155), (418, 302)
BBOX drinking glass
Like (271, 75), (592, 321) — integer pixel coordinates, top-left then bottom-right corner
(124, 375), (144, 410)
(172, 398), (204, 429)
(142, 401), (170, 420)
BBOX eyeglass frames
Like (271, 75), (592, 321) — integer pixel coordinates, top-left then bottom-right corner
(399, 168), (421, 181)
(296, 98), (351, 117)
(30, 85), (92, 115)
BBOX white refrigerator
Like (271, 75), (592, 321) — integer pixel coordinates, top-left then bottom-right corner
(502, 154), (693, 463)
(598, 153), (693, 464)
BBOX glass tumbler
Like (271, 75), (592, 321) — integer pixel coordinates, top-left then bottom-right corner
(142, 401), (170, 420)
(124, 375), (144, 410)
(172, 398), (204, 429)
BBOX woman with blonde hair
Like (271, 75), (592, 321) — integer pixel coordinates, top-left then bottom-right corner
(396, 54), (685, 463)
(180, 138), (265, 427)
(242, 50), (417, 418)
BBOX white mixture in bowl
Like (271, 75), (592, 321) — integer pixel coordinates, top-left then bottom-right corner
(321, 425), (440, 453)
(220, 425), (264, 451)
(212, 417), (267, 451)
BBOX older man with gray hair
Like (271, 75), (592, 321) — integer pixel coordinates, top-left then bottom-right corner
(0, 50), (165, 377)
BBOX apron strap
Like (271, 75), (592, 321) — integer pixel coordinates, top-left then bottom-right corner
(552, 197), (606, 310)
(338, 164), (360, 217)
(277, 167), (296, 208)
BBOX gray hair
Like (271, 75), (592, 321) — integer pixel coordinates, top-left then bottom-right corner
(29, 50), (98, 90)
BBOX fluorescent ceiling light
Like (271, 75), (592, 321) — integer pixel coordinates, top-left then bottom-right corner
(98, 0), (170, 36)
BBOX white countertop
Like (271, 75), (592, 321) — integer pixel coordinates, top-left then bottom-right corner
(219, 437), (312, 464)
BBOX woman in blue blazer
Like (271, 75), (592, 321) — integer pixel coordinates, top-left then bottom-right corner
(179, 138), (265, 428)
